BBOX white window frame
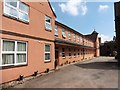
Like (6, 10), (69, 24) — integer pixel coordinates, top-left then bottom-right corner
(44, 44), (51, 62)
(68, 32), (71, 40)
(45, 16), (52, 31)
(1, 39), (27, 67)
(3, 0), (29, 22)
(54, 25), (58, 36)
(62, 28), (66, 38)
(74, 34), (76, 42)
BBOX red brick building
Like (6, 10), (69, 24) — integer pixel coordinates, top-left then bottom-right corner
(0, 0), (100, 84)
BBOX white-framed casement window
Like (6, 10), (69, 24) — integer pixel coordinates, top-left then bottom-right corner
(62, 28), (66, 38)
(44, 44), (51, 62)
(62, 48), (65, 58)
(68, 32), (71, 40)
(74, 34), (76, 42)
(68, 48), (71, 57)
(4, 0), (29, 22)
(74, 49), (76, 57)
(45, 16), (52, 30)
(54, 25), (58, 36)
(1, 39), (27, 66)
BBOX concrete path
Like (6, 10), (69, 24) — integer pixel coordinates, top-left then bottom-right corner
(13, 57), (118, 88)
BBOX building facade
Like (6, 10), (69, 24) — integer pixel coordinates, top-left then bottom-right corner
(0, 0), (100, 84)
(114, 2), (120, 63)
(100, 41), (117, 56)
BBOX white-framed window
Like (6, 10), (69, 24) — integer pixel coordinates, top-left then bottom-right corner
(45, 44), (51, 62)
(62, 28), (66, 38)
(45, 16), (52, 30)
(4, 0), (29, 22)
(74, 34), (76, 42)
(74, 49), (76, 57)
(68, 32), (71, 40)
(78, 36), (81, 43)
(1, 39), (27, 66)
(62, 48), (65, 58)
(68, 48), (71, 57)
(54, 25), (58, 36)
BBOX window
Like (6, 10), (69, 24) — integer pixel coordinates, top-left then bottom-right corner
(80, 37), (83, 44)
(74, 49), (76, 57)
(68, 32), (71, 40)
(74, 34), (76, 42)
(78, 36), (80, 43)
(68, 48), (71, 57)
(45, 44), (51, 62)
(4, 0), (29, 22)
(54, 25), (58, 36)
(1, 39), (27, 66)
(62, 48), (65, 58)
(62, 28), (66, 38)
(45, 16), (52, 30)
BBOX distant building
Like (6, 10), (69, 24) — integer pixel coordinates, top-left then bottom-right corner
(114, 2), (120, 62)
(100, 41), (117, 56)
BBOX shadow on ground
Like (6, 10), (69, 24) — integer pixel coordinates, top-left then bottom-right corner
(74, 60), (119, 70)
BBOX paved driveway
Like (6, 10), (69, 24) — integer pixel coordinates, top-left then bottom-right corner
(13, 57), (118, 88)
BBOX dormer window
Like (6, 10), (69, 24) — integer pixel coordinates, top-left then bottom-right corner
(45, 16), (52, 31)
(62, 28), (66, 38)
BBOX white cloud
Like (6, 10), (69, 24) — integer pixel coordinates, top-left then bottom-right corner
(98, 5), (109, 12)
(99, 34), (112, 43)
(59, 0), (88, 16)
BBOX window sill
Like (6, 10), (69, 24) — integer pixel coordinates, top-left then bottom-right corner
(55, 34), (58, 36)
(3, 14), (29, 24)
(45, 28), (52, 32)
(0, 64), (27, 70)
(44, 60), (51, 63)
(62, 57), (66, 59)
(62, 35), (66, 38)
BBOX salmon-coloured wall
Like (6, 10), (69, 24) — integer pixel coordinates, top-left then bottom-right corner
(55, 22), (97, 66)
(2, 2), (55, 41)
(56, 44), (94, 66)
(0, 1), (56, 84)
(55, 23), (94, 48)
(56, 45), (82, 66)
(0, 34), (55, 83)
(55, 23), (84, 45)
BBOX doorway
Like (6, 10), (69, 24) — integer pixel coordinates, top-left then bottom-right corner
(55, 47), (59, 69)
